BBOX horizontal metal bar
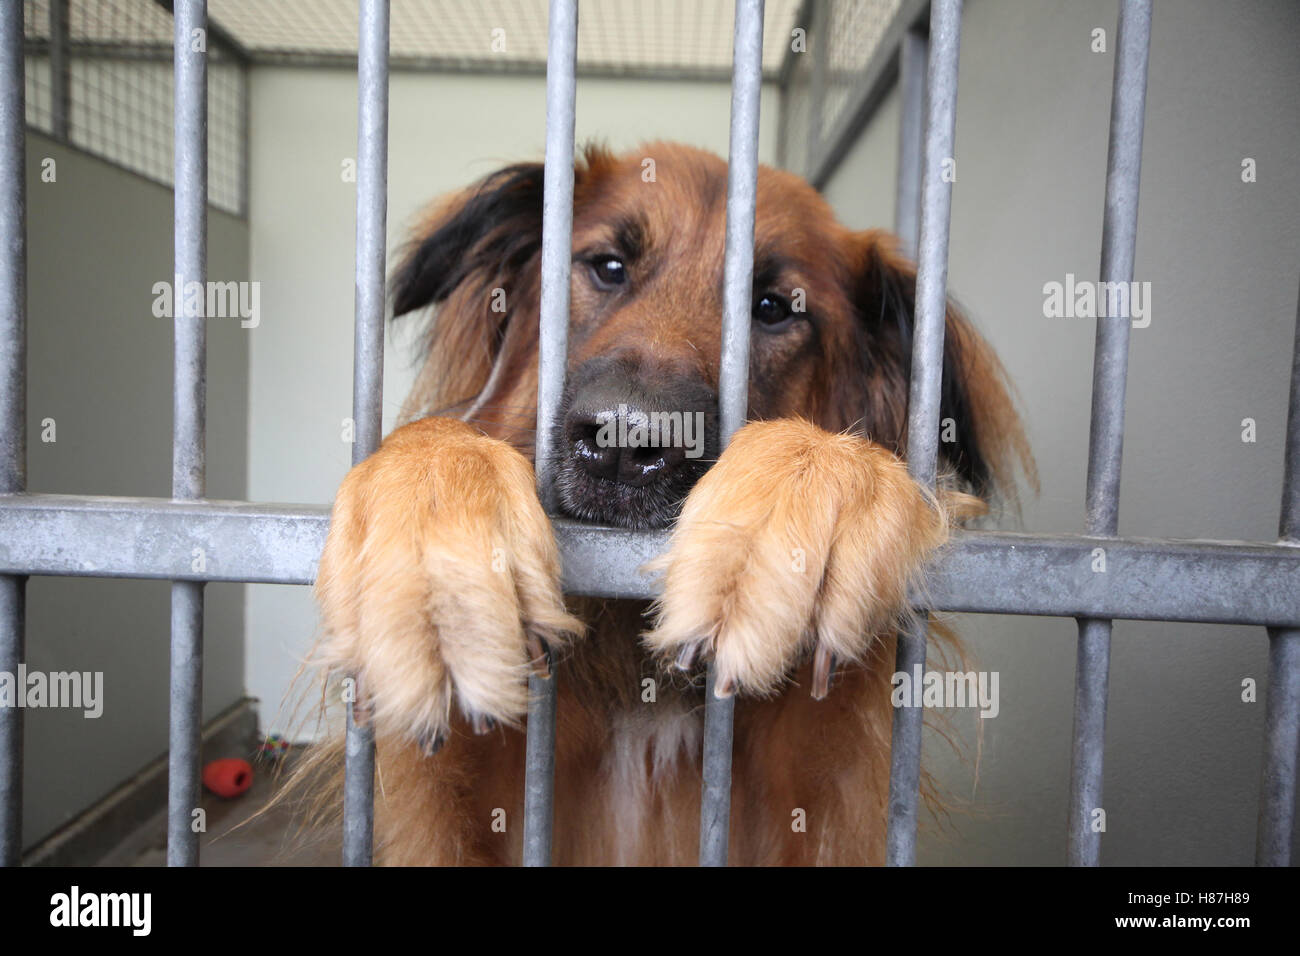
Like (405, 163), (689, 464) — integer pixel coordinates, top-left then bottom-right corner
(1, 495), (1298, 628)
(0, 494), (330, 584)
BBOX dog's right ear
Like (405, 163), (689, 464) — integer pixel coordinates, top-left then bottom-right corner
(391, 162), (546, 317)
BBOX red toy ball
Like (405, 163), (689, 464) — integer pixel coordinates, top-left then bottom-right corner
(202, 758), (253, 798)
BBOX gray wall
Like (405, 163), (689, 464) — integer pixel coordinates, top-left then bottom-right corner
(823, 0), (1299, 864)
(243, 68), (779, 738)
(21, 133), (249, 847)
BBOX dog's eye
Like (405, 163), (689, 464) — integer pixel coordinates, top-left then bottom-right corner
(588, 255), (627, 289)
(753, 292), (794, 330)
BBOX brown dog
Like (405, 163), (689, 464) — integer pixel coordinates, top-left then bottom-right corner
(307, 142), (1030, 865)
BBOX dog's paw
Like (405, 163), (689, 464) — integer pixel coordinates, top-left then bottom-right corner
(643, 419), (949, 699)
(314, 417), (583, 750)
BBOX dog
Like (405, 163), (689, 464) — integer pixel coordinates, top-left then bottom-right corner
(305, 142), (1031, 865)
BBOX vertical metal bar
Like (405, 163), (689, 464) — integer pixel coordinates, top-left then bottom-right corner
(49, 0), (70, 142)
(700, 0), (764, 869)
(237, 60), (250, 218)
(893, 26), (927, 258)
(524, 0), (577, 869)
(342, 0), (389, 868)
(1256, 280), (1300, 866)
(166, 0), (208, 868)
(805, 0), (828, 177)
(886, 0), (961, 868)
(1068, 0), (1151, 868)
(0, 0), (25, 868)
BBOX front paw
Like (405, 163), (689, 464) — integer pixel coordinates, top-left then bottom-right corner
(642, 419), (948, 699)
(314, 417), (583, 749)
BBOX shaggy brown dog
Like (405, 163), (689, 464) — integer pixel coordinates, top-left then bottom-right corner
(309, 142), (1030, 865)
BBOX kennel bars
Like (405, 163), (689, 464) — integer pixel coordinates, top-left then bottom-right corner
(0, 0), (1298, 868)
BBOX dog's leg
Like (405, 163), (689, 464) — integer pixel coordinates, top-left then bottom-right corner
(313, 417), (582, 862)
(642, 419), (956, 864)
(644, 418), (950, 700)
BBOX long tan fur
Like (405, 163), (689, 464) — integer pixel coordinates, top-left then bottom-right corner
(291, 143), (1031, 865)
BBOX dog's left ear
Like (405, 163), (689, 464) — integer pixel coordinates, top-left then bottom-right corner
(389, 145), (615, 425)
(846, 230), (1034, 500)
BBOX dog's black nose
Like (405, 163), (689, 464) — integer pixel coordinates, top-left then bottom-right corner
(565, 404), (688, 487)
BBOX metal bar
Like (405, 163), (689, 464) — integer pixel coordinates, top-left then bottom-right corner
(523, 0), (578, 869)
(699, 0), (764, 869)
(342, 0), (389, 869)
(886, 0), (961, 869)
(1256, 280), (1300, 866)
(805, 0), (828, 175)
(2, 496), (1300, 626)
(49, 0), (70, 141)
(1068, 0), (1151, 869)
(0, 0), (24, 866)
(893, 26), (927, 257)
(166, 0), (208, 869)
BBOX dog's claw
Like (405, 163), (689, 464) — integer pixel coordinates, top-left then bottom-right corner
(675, 642), (701, 672)
(470, 714), (498, 736)
(348, 681), (373, 728)
(811, 645), (836, 700)
(713, 674), (736, 699)
(526, 630), (552, 679)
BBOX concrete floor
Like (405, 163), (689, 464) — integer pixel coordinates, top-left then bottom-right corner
(100, 751), (339, 867)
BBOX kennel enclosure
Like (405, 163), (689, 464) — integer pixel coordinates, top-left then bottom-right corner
(0, 0), (1297, 867)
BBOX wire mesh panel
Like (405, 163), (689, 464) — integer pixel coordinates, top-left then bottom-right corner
(819, 0), (900, 149)
(22, 0), (246, 215)
(208, 0), (800, 78)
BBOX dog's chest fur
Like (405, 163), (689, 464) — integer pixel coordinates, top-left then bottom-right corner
(562, 598), (706, 864)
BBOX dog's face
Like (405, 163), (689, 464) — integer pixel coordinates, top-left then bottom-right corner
(392, 143), (1025, 530)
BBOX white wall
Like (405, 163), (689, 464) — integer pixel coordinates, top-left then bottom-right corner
(23, 134), (249, 847)
(244, 68), (779, 736)
(823, 0), (1299, 864)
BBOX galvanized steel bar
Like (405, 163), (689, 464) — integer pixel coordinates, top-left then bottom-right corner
(166, 0), (208, 869)
(342, 0), (389, 869)
(1068, 0), (1151, 869)
(805, 0), (828, 175)
(523, 0), (578, 868)
(0, 0), (25, 867)
(886, 0), (961, 869)
(49, 0), (70, 141)
(893, 26), (927, 257)
(1256, 281), (1300, 866)
(699, 0), (764, 869)
(2, 496), (1300, 627)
